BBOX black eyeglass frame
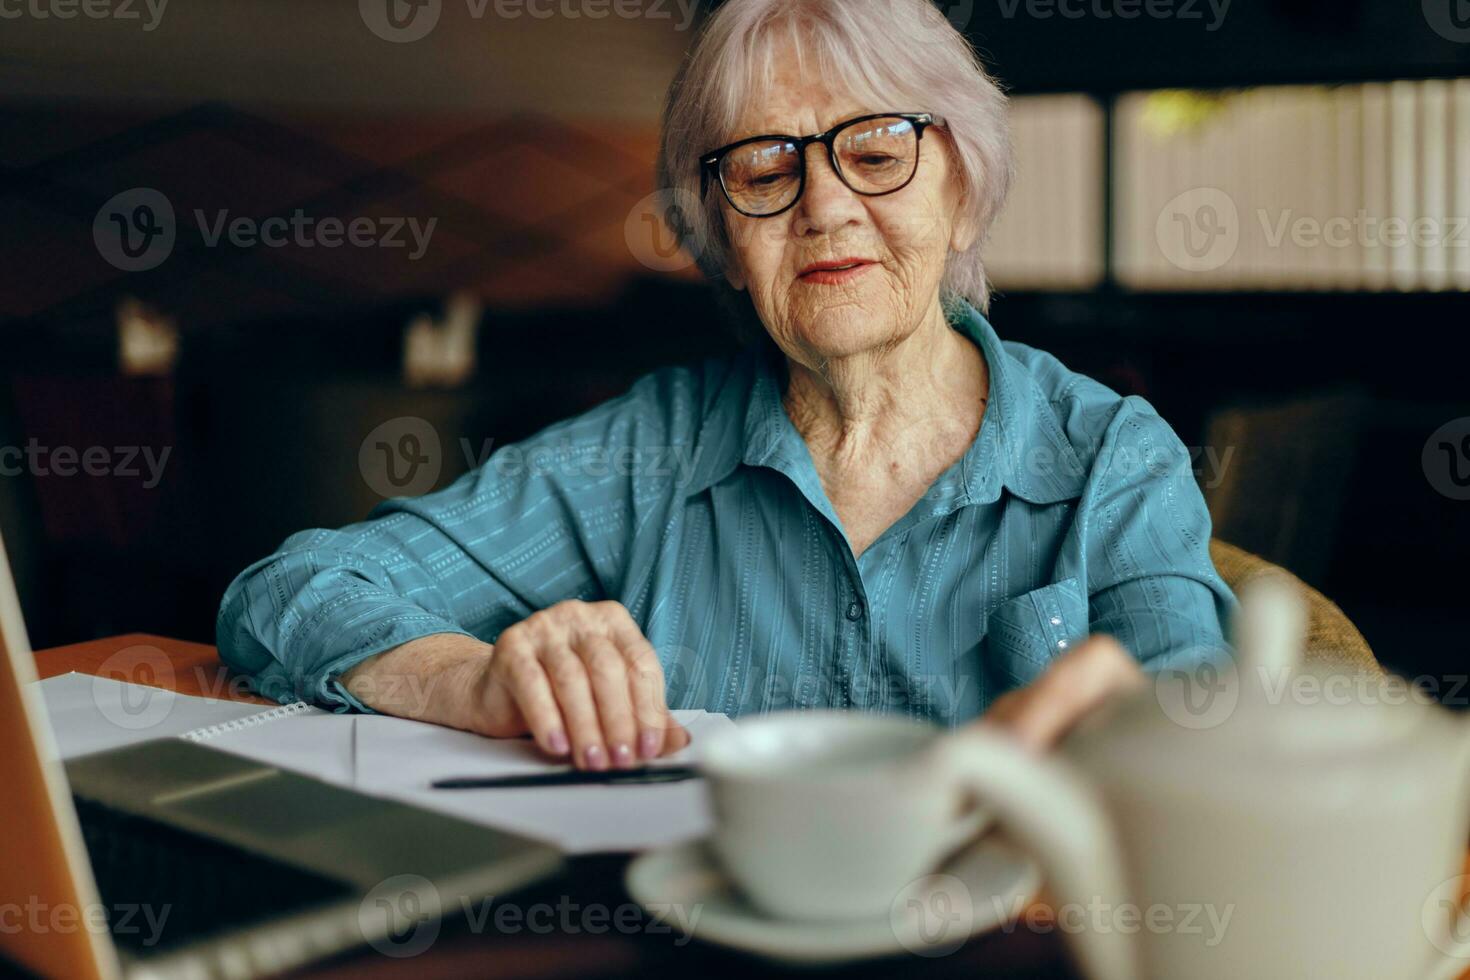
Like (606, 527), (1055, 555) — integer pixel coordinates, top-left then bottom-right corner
(699, 111), (946, 218)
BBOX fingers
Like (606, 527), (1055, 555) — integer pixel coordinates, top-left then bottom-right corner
(583, 637), (639, 768)
(489, 636), (567, 756)
(659, 717), (692, 756)
(610, 621), (685, 760)
(484, 600), (686, 769)
(978, 635), (1144, 752)
(534, 642), (606, 771)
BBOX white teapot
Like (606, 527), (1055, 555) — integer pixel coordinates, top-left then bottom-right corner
(942, 576), (1470, 980)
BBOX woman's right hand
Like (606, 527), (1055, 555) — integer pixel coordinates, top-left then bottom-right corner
(341, 600), (690, 770)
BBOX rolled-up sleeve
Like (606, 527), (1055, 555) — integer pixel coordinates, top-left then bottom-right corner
(217, 368), (696, 709)
(1075, 397), (1237, 671)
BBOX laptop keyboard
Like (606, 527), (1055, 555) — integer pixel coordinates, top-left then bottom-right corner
(72, 794), (355, 955)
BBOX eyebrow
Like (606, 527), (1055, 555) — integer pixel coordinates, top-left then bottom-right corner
(726, 108), (877, 142)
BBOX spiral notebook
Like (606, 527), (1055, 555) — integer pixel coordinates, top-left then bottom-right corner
(177, 699), (318, 740)
(36, 670), (733, 852)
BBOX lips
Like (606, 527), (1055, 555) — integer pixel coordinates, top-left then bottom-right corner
(797, 258), (877, 283)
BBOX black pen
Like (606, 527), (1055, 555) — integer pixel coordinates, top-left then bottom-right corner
(431, 765), (701, 789)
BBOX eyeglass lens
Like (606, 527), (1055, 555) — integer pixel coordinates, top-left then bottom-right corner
(717, 116), (920, 216)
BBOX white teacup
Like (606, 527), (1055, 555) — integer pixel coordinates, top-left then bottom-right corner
(698, 710), (990, 921)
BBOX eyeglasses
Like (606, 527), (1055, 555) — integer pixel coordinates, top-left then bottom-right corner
(700, 112), (945, 218)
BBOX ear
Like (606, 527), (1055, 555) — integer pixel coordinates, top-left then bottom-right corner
(947, 176), (981, 254)
(949, 206), (981, 255)
(940, 135), (981, 254)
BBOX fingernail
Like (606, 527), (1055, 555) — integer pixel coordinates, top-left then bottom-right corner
(546, 729), (569, 756)
(612, 743), (634, 768)
(584, 745), (608, 771)
(638, 730), (660, 759)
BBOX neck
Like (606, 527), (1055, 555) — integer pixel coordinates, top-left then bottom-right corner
(782, 300), (988, 460)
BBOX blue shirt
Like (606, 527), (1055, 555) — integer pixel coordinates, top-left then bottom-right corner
(218, 303), (1234, 727)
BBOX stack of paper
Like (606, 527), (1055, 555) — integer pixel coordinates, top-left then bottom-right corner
(35, 671), (736, 854)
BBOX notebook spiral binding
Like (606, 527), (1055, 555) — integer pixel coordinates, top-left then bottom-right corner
(180, 701), (314, 742)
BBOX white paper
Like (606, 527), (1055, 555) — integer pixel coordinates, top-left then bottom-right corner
(35, 673), (735, 854)
(38, 672), (273, 759)
(200, 710), (356, 785)
(351, 710), (736, 852)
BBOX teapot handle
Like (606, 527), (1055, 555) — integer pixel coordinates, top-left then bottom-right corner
(936, 728), (1138, 980)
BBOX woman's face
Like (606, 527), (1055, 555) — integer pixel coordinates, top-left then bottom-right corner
(719, 57), (976, 369)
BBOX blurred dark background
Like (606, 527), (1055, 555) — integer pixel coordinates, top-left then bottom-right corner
(1, 0), (1467, 688)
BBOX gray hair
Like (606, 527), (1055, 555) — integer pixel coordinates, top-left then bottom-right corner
(656, 0), (1015, 316)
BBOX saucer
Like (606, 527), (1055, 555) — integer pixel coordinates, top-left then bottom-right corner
(625, 834), (1041, 965)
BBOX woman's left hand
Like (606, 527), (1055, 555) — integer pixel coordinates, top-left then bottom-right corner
(974, 635), (1145, 751)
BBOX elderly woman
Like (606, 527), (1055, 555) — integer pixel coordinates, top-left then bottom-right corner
(218, 0), (1233, 769)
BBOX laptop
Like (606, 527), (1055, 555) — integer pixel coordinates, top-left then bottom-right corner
(0, 529), (563, 979)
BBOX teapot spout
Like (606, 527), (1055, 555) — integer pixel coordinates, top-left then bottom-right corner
(1232, 574), (1306, 684)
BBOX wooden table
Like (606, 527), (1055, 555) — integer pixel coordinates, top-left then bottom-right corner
(33, 635), (1470, 980)
(33, 634), (1078, 979)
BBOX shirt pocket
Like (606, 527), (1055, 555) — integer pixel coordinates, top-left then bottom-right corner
(984, 577), (1089, 688)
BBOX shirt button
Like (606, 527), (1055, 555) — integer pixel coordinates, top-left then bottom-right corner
(845, 599), (865, 622)
(1057, 639), (1069, 650)
(1050, 616), (1062, 626)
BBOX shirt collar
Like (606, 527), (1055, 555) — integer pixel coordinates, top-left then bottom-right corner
(683, 302), (1087, 506)
(950, 302), (1087, 506)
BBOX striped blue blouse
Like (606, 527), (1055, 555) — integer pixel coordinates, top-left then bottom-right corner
(218, 302), (1235, 727)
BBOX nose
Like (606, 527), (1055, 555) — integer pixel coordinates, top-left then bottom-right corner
(791, 142), (864, 237)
